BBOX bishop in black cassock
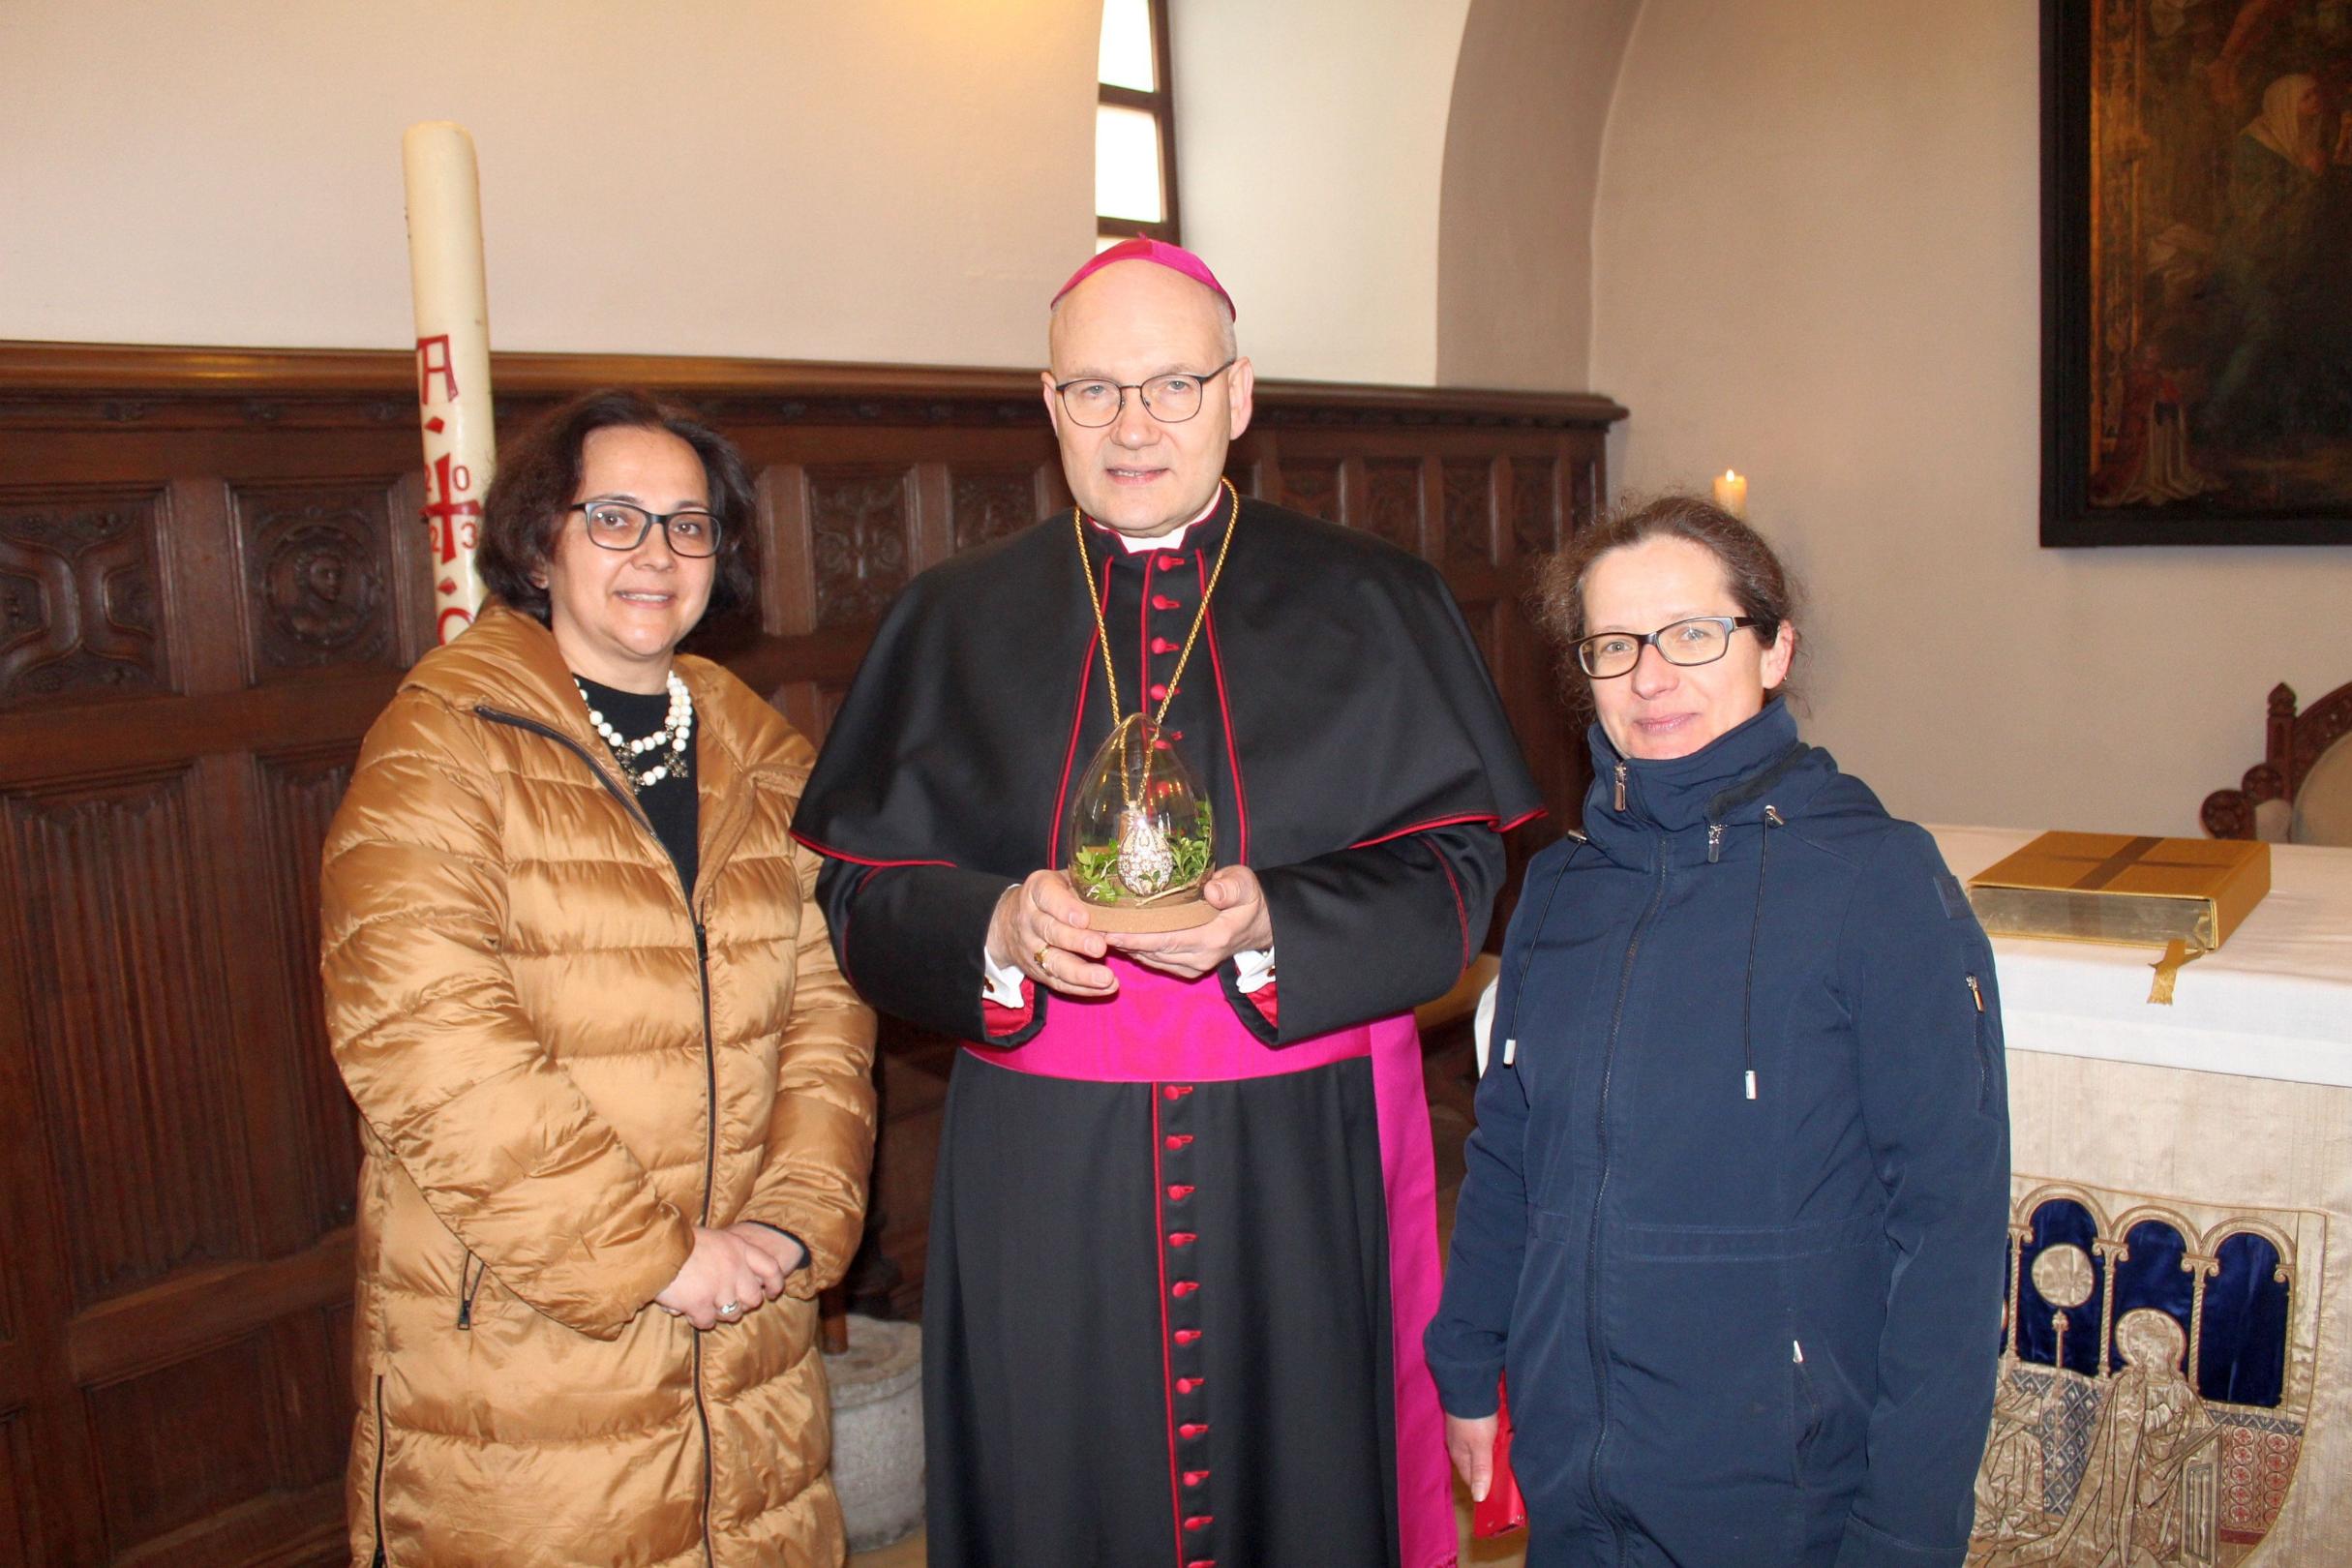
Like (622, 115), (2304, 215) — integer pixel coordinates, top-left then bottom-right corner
(794, 239), (1541, 1568)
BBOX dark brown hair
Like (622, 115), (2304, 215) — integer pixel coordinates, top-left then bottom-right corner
(1531, 492), (1801, 711)
(478, 388), (759, 626)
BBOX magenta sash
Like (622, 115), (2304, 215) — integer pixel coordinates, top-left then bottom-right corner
(965, 956), (1458, 1568)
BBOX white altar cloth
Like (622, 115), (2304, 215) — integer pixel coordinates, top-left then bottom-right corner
(1930, 826), (2352, 1090)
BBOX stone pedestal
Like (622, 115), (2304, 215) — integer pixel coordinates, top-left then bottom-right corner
(824, 1313), (923, 1551)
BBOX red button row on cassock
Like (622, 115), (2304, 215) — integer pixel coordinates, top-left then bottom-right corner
(1166, 1080), (1207, 1568)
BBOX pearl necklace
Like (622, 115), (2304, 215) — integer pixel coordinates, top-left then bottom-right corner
(574, 672), (693, 791)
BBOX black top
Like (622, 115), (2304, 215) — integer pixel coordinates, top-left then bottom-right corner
(794, 497), (1544, 1045)
(575, 674), (699, 898)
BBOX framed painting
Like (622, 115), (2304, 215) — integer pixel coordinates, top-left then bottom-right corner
(2043, 0), (2352, 546)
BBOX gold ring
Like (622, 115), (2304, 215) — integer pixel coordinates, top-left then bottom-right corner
(1034, 947), (1051, 970)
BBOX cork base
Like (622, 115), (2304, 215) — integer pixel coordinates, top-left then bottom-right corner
(1081, 894), (1219, 932)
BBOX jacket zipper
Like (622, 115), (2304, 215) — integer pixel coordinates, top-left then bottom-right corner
(1584, 846), (1668, 1562)
(1613, 760), (1628, 812)
(371, 1372), (389, 1565)
(476, 704), (720, 1568)
(455, 1247), (486, 1329)
(1967, 973), (1991, 1110)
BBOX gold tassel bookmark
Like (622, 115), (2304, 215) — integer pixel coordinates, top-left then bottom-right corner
(2147, 938), (2209, 1005)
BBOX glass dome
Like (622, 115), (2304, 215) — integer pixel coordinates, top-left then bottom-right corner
(1064, 714), (1214, 909)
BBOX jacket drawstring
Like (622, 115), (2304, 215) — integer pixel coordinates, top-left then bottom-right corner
(1740, 805), (1785, 1101)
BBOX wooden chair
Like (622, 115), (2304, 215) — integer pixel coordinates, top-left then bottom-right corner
(2202, 680), (2352, 845)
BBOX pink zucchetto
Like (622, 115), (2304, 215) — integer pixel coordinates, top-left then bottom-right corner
(1050, 237), (1237, 319)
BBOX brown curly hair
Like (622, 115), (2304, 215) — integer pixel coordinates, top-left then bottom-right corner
(478, 388), (759, 626)
(1531, 492), (1801, 712)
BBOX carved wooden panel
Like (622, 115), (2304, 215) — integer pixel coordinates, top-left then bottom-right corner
(1279, 461), (1340, 522)
(232, 481), (399, 680)
(808, 467), (913, 628)
(0, 491), (169, 709)
(1361, 460), (1423, 555)
(1512, 458), (1559, 558)
(1443, 461), (1495, 564)
(6, 773), (249, 1308)
(254, 748), (363, 1234)
(950, 467), (1036, 553)
(83, 1335), (279, 1553)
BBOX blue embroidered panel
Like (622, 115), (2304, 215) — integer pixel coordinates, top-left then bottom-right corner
(2199, 1232), (2289, 1407)
(2112, 1218), (2196, 1370)
(2016, 1200), (2104, 1376)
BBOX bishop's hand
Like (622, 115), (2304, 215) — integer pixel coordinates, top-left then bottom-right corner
(988, 870), (1119, 998)
(1106, 865), (1274, 980)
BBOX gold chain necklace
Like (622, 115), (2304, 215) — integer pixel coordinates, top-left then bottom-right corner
(1071, 476), (1242, 730)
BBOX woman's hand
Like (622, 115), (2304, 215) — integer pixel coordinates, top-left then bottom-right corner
(654, 1225), (788, 1330)
(1445, 1412), (1500, 1502)
(728, 1222), (806, 1282)
(986, 870), (1118, 998)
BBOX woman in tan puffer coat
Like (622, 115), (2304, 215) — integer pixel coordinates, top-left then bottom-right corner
(323, 390), (876, 1567)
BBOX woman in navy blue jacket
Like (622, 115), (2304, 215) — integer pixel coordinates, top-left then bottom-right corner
(1426, 497), (2010, 1566)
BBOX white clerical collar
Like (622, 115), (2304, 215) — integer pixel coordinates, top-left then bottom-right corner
(1109, 491), (1224, 553)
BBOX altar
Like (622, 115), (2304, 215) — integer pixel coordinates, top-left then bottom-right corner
(1930, 828), (2352, 1566)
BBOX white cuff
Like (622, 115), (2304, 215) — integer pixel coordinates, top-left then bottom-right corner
(981, 945), (1028, 1009)
(1232, 947), (1276, 994)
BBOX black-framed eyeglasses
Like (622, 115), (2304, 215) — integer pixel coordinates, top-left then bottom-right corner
(568, 500), (721, 558)
(1577, 616), (1762, 678)
(1051, 358), (1237, 427)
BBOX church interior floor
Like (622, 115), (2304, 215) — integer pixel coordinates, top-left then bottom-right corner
(848, 1035), (1527, 1566)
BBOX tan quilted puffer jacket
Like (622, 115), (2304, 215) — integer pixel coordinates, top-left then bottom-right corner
(323, 605), (876, 1568)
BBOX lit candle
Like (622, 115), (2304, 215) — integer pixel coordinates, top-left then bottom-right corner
(1711, 469), (1748, 517)
(403, 122), (498, 646)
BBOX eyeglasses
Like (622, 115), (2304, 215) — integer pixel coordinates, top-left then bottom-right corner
(1577, 616), (1762, 678)
(1051, 359), (1237, 428)
(568, 500), (721, 558)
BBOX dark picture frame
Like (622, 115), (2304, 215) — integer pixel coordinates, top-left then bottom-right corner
(2042, 0), (2352, 547)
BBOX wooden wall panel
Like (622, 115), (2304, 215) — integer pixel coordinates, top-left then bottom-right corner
(85, 1335), (279, 1552)
(253, 748), (365, 1235)
(0, 340), (1623, 1562)
(0, 1408), (37, 1567)
(7, 772), (251, 1308)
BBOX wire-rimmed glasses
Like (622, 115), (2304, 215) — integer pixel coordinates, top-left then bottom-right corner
(1577, 616), (1761, 678)
(1051, 359), (1238, 427)
(567, 500), (721, 558)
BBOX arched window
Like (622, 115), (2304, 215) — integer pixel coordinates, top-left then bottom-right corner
(1097, 0), (1179, 245)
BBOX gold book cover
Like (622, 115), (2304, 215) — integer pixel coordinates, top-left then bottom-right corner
(1964, 831), (2270, 950)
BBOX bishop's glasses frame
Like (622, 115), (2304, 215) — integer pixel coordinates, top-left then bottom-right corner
(1577, 616), (1763, 678)
(566, 500), (723, 558)
(1050, 358), (1239, 427)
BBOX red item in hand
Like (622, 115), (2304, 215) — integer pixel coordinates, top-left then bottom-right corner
(1471, 1383), (1528, 1540)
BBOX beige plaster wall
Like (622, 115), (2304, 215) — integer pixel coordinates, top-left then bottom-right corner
(0, 0), (1097, 366)
(1591, 0), (2352, 835)
(1435, 0), (1639, 390)
(1173, 0), (1472, 385)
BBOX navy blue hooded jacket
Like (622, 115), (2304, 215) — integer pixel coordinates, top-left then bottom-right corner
(1426, 700), (2010, 1567)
